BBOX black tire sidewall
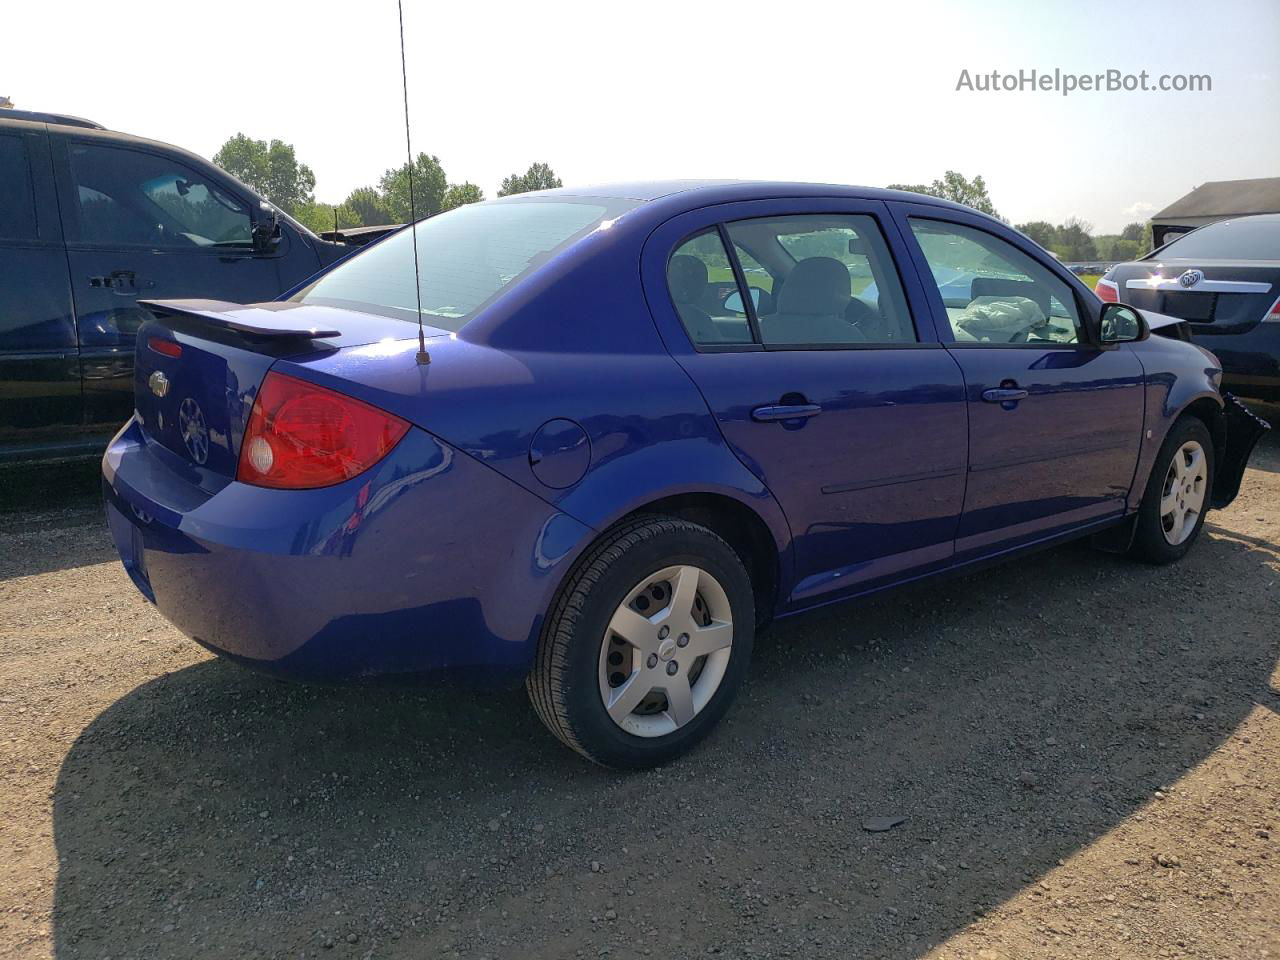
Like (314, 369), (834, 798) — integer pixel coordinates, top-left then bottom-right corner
(558, 524), (755, 768)
(1132, 417), (1214, 564)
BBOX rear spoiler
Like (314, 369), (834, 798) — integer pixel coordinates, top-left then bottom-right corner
(139, 299), (341, 339)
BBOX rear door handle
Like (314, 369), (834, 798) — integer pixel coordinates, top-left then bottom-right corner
(751, 403), (822, 422)
(89, 270), (144, 296)
(981, 388), (1029, 403)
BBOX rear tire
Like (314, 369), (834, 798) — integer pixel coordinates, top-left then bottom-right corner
(527, 516), (754, 769)
(1129, 417), (1214, 565)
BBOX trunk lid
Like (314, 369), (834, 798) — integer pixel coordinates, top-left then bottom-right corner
(1110, 259), (1280, 335)
(132, 299), (437, 480)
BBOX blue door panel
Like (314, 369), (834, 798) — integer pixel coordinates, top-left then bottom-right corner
(678, 349), (968, 602)
(640, 198), (968, 608)
(946, 346), (1144, 555)
(884, 200), (1146, 556)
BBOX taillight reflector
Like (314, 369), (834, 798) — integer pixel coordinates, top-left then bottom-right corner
(236, 372), (410, 489)
(148, 336), (182, 358)
(1264, 293), (1280, 323)
(1095, 277), (1120, 303)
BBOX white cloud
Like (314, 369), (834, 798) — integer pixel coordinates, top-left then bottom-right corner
(1122, 201), (1157, 219)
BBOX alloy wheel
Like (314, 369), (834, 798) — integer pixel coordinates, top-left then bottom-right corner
(597, 564), (734, 738)
(1160, 440), (1207, 546)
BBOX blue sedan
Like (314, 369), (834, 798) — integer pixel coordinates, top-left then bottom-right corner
(102, 181), (1267, 767)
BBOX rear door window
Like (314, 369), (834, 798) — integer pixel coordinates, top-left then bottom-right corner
(724, 214), (917, 345)
(0, 135), (38, 241)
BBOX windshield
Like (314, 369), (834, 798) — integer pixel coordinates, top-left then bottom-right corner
(293, 197), (638, 330)
(1154, 217), (1280, 261)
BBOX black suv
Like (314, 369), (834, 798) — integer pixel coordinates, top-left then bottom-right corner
(0, 110), (354, 464)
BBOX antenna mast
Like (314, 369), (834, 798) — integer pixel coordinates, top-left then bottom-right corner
(398, 0), (429, 365)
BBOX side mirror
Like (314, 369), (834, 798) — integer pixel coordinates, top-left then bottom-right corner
(723, 287), (763, 315)
(1098, 302), (1147, 344)
(251, 201), (281, 254)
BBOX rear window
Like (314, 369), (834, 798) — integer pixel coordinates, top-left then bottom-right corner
(1155, 218), (1280, 261)
(294, 197), (638, 331)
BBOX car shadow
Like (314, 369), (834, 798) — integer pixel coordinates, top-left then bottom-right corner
(50, 528), (1279, 959)
(0, 501), (116, 582)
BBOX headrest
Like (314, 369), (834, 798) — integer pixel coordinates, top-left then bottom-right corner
(668, 255), (709, 304)
(778, 257), (851, 315)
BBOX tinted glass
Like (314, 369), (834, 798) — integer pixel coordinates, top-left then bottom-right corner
(1155, 217), (1280, 261)
(909, 219), (1080, 345)
(69, 144), (251, 247)
(725, 214), (915, 345)
(667, 230), (753, 345)
(0, 135), (38, 241)
(296, 198), (637, 332)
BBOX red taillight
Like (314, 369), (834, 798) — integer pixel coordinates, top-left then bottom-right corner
(148, 336), (182, 358)
(1264, 294), (1280, 323)
(1095, 277), (1120, 303)
(237, 372), (410, 489)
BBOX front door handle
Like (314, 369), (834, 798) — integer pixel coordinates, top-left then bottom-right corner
(751, 403), (822, 422)
(981, 387), (1029, 404)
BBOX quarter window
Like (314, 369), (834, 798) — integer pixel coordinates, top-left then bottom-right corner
(909, 219), (1081, 345)
(68, 144), (252, 248)
(0, 135), (38, 241)
(724, 215), (916, 345)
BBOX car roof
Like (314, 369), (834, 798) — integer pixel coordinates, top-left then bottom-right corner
(0, 108), (104, 129)
(521, 179), (981, 216)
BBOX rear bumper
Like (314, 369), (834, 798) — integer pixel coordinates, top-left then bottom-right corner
(1195, 323), (1280, 399)
(102, 417), (593, 683)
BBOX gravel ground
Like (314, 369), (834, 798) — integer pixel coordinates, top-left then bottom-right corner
(1, 404), (1277, 960)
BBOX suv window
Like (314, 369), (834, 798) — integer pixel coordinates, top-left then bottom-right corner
(667, 230), (754, 345)
(909, 218), (1081, 345)
(68, 143), (252, 248)
(0, 135), (38, 241)
(725, 215), (916, 345)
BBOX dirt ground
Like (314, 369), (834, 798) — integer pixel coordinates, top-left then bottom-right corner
(1, 404), (1277, 960)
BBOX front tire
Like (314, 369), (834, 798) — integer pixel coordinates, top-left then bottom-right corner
(527, 517), (755, 768)
(1129, 417), (1214, 564)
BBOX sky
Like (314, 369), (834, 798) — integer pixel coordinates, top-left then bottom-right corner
(4, 0), (1277, 234)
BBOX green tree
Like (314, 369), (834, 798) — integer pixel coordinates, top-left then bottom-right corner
(442, 182), (485, 211)
(1015, 220), (1058, 250)
(1051, 216), (1097, 261)
(498, 162), (563, 197)
(1110, 237), (1141, 261)
(379, 153), (448, 222)
(888, 170), (1003, 220)
(1118, 220), (1152, 257)
(212, 134), (316, 215)
(343, 186), (391, 226)
(293, 201), (361, 236)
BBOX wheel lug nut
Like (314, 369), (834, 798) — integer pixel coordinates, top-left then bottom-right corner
(666, 661), (678, 675)
(658, 625), (670, 640)
(646, 654), (658, 669)
(677, 634), (689, 648)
